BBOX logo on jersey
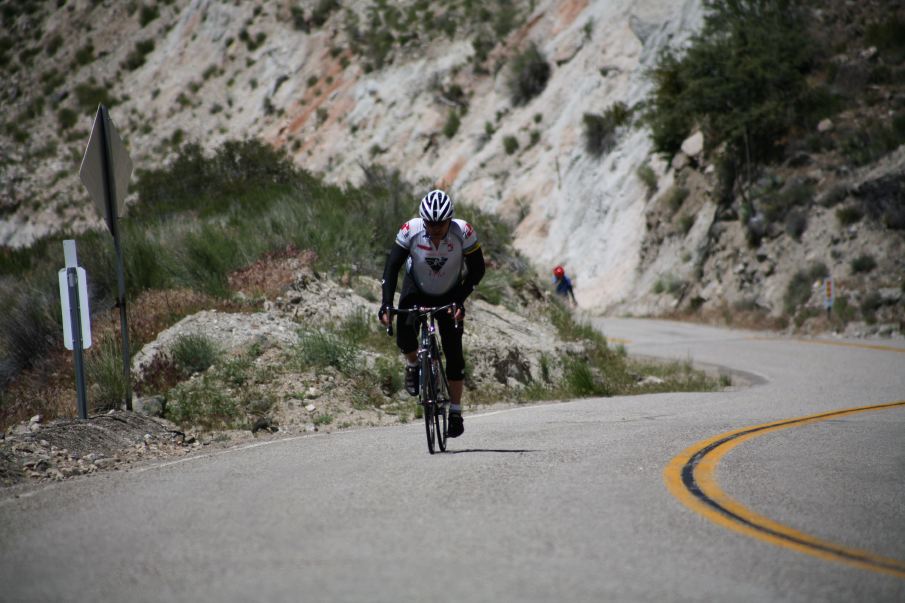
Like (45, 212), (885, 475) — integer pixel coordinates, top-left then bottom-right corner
(464, 223), (474, 238)
(400, 222), (411, 240)
(425, 257), (448, 273)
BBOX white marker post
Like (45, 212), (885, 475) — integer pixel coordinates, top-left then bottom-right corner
(59, 240), (92, 419)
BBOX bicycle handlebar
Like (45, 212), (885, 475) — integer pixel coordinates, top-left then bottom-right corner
(383, 303), (459, 336)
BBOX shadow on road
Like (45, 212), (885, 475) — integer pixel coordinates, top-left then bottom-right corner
(444, 448), (537, 454)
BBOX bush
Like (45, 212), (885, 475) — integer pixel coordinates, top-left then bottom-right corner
(443, 110), (460, 138)
(0, 285), (60, 386)
(503, 135), (519, 155)
(74, 42), (94, 66)
(784, 209), (807, 240)
(74, 82), (117, 112)
(57, 107), (78, 130)
(860, 292), (884, 324)
(139, 3), (159, 27)
(850, 254), (877, 274)
(121, 39), (154, 71)
(636, 163), (657, 197)
(665, 186), (689, 214)
(582, 102), (631, 157)
(835, 205), (862, 226)
(165, 375), (240, 429)
(784, 262), (828, 314)
(507, 43), (551, 106)
(646, 0), (815, 166)
(86, 334), (127, 411)
(564, 360), (607, 397)
(171, 333), (221, 375)
(292, 329), (358, 375)
(865, 16), (905, 63)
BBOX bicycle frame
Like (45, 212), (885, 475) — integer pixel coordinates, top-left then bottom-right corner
(386, 304), (457, 453)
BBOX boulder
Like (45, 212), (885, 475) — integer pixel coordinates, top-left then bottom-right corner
(680, 131), (704, 157)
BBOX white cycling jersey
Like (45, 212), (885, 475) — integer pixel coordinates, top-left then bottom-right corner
(394, 218), (480, 296)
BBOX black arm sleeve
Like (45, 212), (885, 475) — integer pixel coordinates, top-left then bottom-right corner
(455, 247), (486, 305)
(381, 244), (409, 307)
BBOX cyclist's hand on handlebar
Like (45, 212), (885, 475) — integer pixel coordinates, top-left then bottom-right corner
(451, 303), (464, 322)
(377, 305), (392, 327)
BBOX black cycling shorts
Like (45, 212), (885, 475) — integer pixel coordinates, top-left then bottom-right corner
(395, 275), (465, 381)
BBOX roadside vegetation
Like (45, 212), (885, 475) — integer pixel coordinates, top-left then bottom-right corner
(0, 137), (721, 431)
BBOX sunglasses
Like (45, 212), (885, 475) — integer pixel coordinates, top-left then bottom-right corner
(424, 219), (451, 228)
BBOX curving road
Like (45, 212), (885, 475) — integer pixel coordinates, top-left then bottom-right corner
(1, 318), (904, 602)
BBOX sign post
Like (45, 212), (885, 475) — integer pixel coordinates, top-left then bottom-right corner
(823, 276), (834, 318)
(79, 105), (134, 410)
(59, 240), (92, 419)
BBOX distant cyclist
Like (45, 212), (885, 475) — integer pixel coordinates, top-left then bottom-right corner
(378, 190), (486, 438)
(552, 265), (577, 306)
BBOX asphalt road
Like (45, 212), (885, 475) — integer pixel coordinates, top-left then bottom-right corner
(1, 318), (904, 602)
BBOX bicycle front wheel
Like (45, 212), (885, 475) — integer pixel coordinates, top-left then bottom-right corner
(435, 402), (447, 452)
(423, 401), (436, 454)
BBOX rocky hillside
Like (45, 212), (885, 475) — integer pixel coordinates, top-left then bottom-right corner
(1, 0), (903, 334)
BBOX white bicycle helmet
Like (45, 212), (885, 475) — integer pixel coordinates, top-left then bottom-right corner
(419, 189), (453, 223)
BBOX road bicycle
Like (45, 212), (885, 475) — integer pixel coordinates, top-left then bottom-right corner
(386, 304), (457, 454)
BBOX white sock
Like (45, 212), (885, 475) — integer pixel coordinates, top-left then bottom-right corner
(450, 404), (461, 413)
(406, 359), (417, 367)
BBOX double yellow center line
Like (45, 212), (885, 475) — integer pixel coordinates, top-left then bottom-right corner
(664, 401), (905, 578)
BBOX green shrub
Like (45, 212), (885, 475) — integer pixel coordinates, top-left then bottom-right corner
(839, 118), (905, 166)
(860, 292), (883, 324)
(665, 186), (689, 214)
(475, 270), (506, 305)
(564, 360), (607, 397)
(292, 329), (358, 375)
(310, 0), (340, 27)
(45, 34), (63, 56)
(582, 102), (631, 157)
(503, 135), (519, 155)
(646, 0), (815, 167)
(122, 39), (154, 71)
(507, 43), (551, 106)
(139, 3), (159, 26)
(865, 16), (905, 63)
(74, 82), (117, 112)
(0, 285), (60, 386)
(443, 110), (460, 138)
(57, 107), (78, 130)
(835, 205), (862, 226)
(678, 214), (695, 236)
(171, 333), (221, 375)
(313, 413), (334, 426)
(636, 163), (657, 197)
(784, 209), (807, 240)
(86, 334), (127, 412)
(850, 254), (877, 274)
(784, 262), (828, 313)
(165, 375), (240, 429)
(74, 42), (94, 66)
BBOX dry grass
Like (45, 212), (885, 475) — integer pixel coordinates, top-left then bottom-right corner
(227, 244), (315, 298)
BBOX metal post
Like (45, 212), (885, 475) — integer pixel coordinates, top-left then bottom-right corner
(67, 268), (89, 420)
(98, 106), (132, 411)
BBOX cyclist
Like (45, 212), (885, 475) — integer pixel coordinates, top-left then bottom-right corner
(378, 189), (485, 438)
(552, 265), (577, 306)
